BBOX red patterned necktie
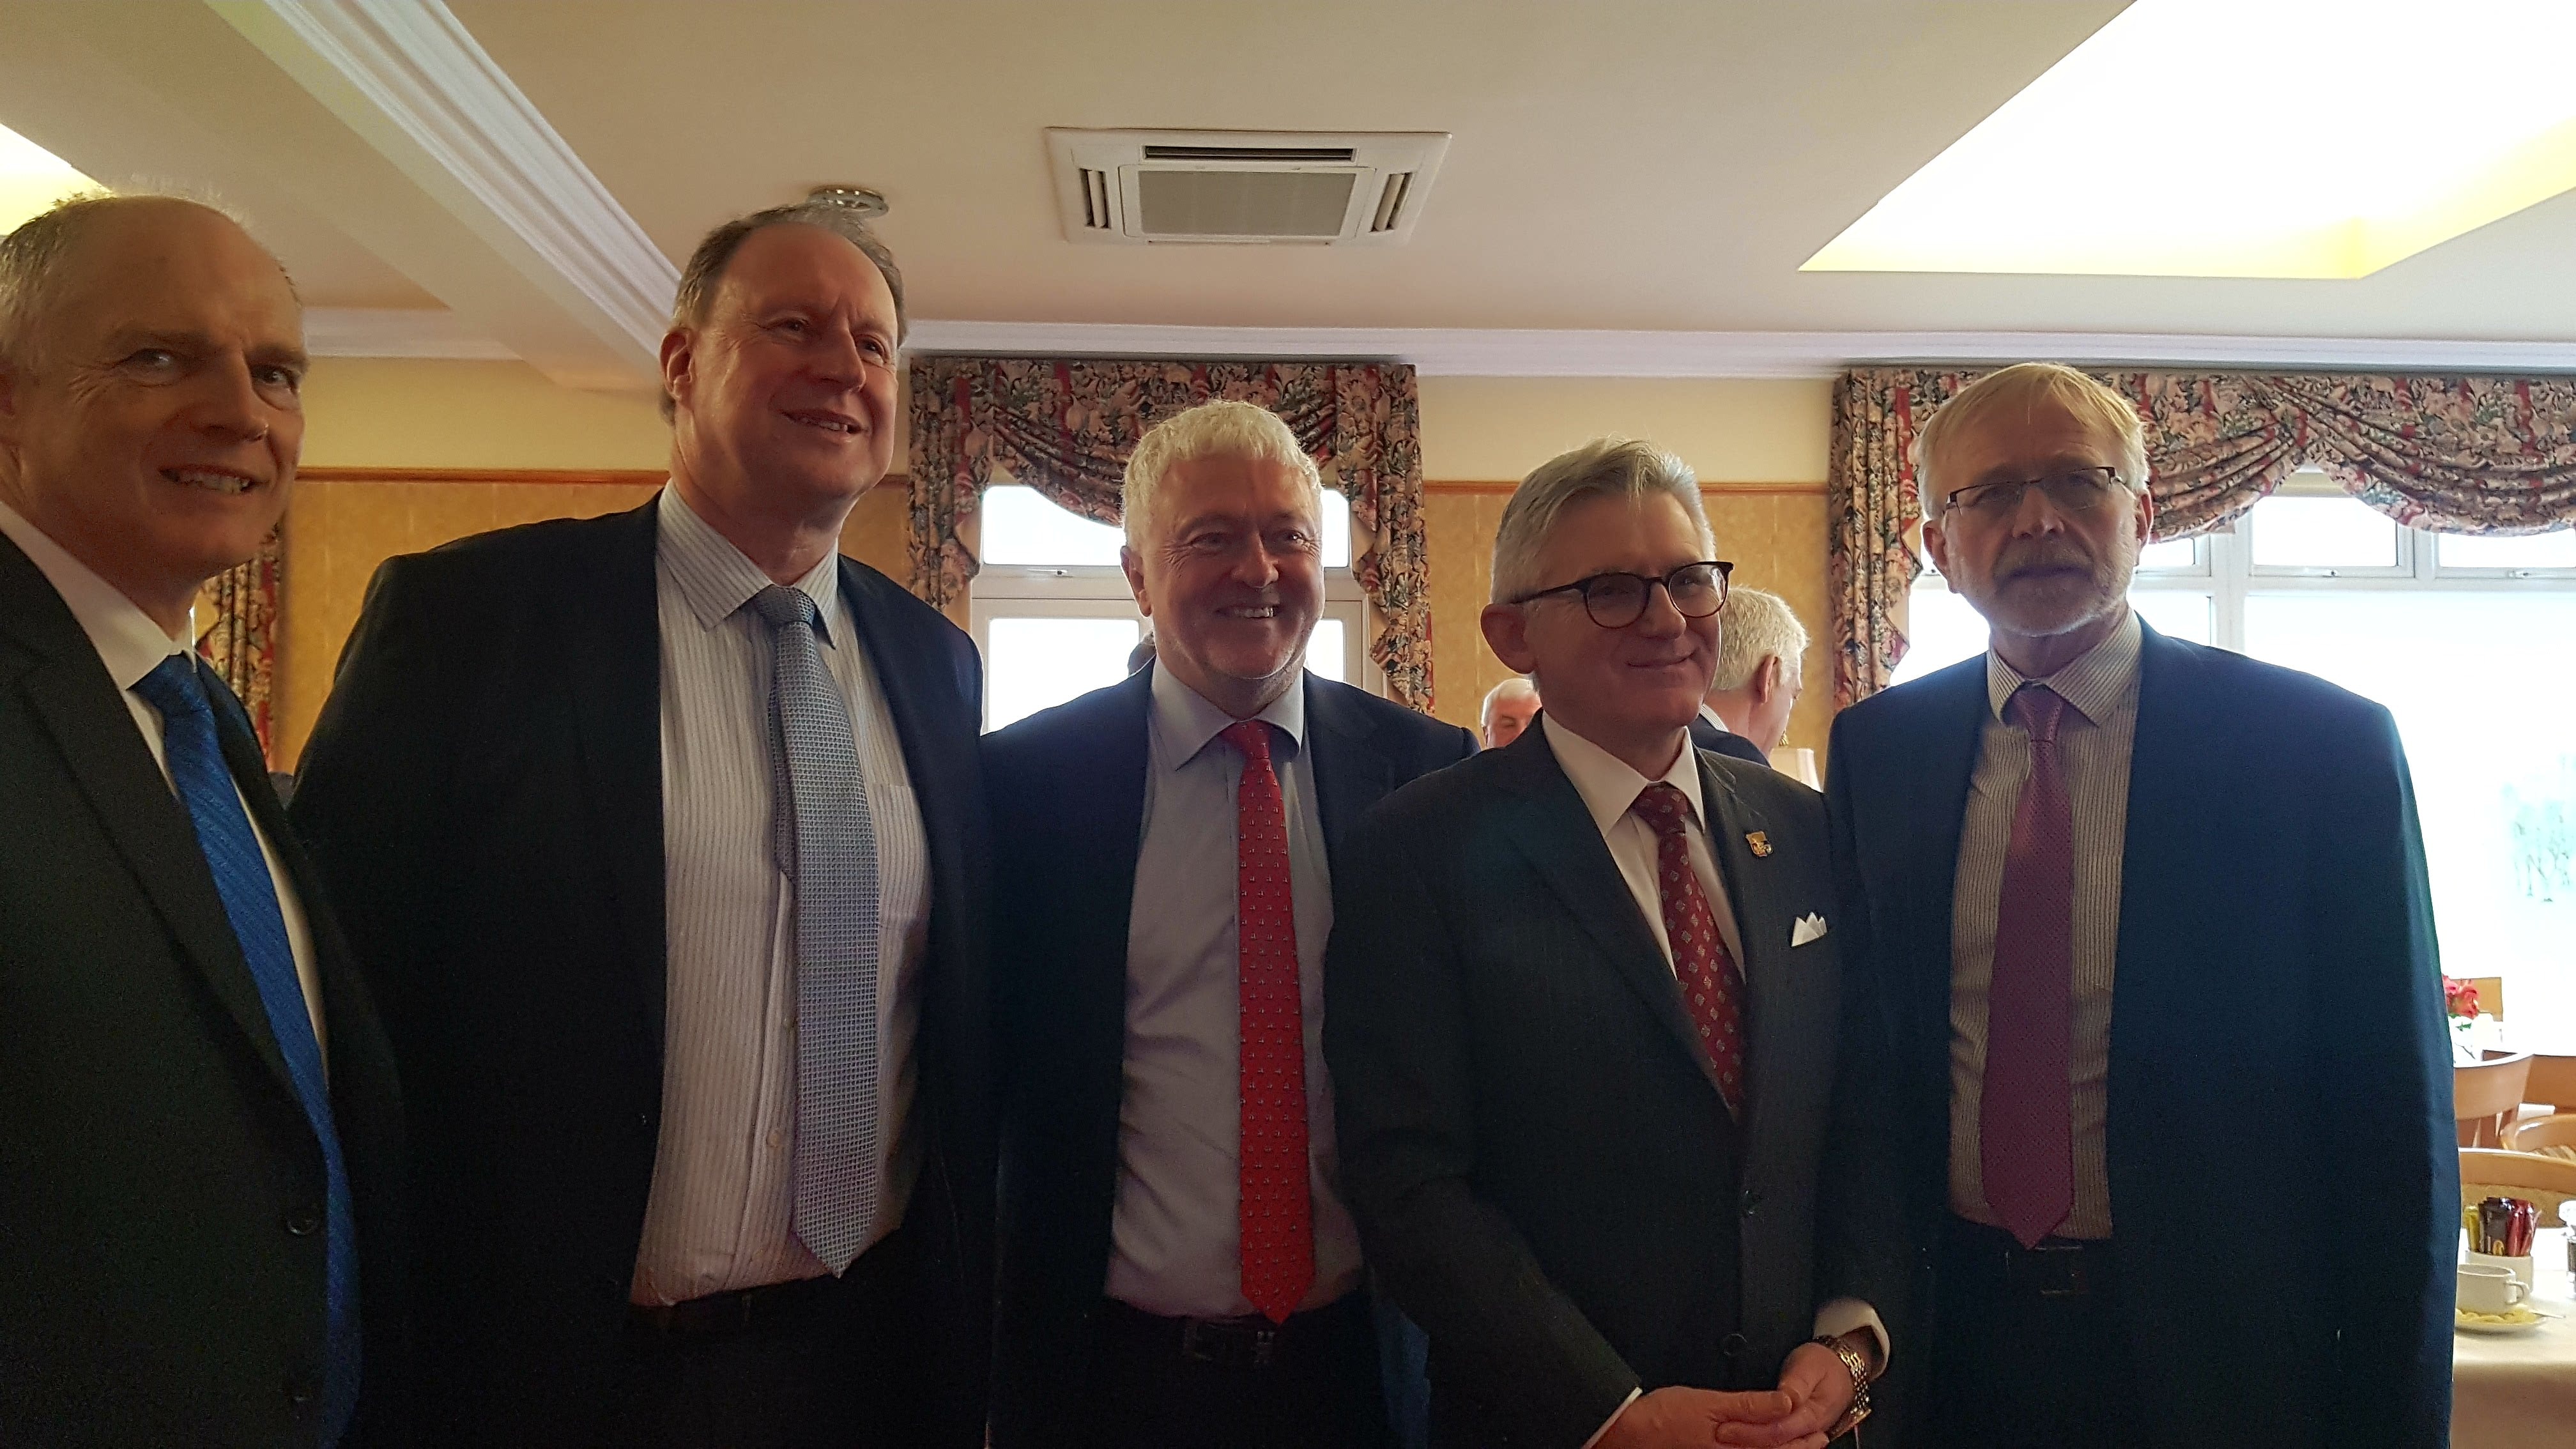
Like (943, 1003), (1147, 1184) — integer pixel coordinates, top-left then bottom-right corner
(1630, 783), (1747, 1116)
(1982, 684), (2076, 1248)
(1222, 719), (1315, 1323)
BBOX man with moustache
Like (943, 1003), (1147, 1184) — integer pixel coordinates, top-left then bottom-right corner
(0, 195), (404, 1445)
(1328, 439), (1905, 1449)
(986, 400), (1475, 1448)
(1480, 675), (1540, 750)
(1825, 364), (2453, 1448)
(293, 201), (992, 1446)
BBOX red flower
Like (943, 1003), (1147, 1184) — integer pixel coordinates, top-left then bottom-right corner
(2444, 977), (2481, 1019)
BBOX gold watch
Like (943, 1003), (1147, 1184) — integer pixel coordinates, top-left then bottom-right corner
(1810, 1333), (1873, 1440)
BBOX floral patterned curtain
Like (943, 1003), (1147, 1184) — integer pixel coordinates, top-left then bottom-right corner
(1830, 367), (2576, 708)
(905, 358), (1434, 709)
(196, 525), (282, 757)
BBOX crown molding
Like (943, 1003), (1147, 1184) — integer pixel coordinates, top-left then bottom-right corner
(217, 0), (673, 371)
(903, 321), (2576, 378)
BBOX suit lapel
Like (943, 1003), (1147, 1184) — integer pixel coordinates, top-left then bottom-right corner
(565, 500), (670, 1059)
(1699, 758), (1791, 1112)
(1492, 728), (1710, 1082)
(0, 537), (294, 1091)
(1899, 662), (1991, 1104)
(1304, 675), (1393, 869)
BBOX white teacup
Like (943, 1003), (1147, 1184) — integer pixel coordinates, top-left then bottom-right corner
(2459, 1262), (2531, 1315)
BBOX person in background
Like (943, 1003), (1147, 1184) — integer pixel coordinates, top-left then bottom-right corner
(1329, 438), (1905, 1449)
(986, 399), (1475, 1448)
(293, 200), (993, 1446)
(1479, 674), (1540, 750)
(0, 194), (405, 1445)
(1697, 586), (1805, 762)
(1827, 362), (2454, 1448)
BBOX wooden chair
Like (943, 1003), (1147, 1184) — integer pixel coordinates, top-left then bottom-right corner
(2523, 1054), (2576, 1112)
(2502, 1112), (2576, 1157)
(2460, 1148), (2576, 1229)
(2455, 1051), (2533, 1148)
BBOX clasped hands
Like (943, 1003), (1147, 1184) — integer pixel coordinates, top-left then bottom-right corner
(1598, 1341), (1860, 1449)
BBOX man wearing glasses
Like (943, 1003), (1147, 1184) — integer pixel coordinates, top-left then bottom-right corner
(1826, 363), (2453, 1448)
(1327, 438), (1905, 1449)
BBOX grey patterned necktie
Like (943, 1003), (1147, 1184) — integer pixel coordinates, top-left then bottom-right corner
(750, 583), (881, 1274)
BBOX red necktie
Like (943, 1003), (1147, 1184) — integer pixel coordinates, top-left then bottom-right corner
(1222, 720), (1315, 1323)
(1982, 684), (2076, 1247)
(1631, 783), (1747, 1116)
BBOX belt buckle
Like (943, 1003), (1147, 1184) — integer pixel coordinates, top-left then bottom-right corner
(2017, 1241), (2091, 1298)
(1180, 1317), (1277, 1368)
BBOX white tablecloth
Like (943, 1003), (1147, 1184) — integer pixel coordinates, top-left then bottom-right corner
(2453, 1226), (2576, 1449)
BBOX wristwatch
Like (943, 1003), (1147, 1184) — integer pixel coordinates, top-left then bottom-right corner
(1810, 1333), (1873, 1441)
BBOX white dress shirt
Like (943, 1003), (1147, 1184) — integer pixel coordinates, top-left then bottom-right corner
(630, 486), (934, 1306)
(1540, 715), (1887, 1445)
(1105, 663), (1365, 1319)
(0, 497), (325, 1059)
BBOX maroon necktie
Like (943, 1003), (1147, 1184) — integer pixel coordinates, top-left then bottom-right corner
(1222, 720), (1315, 1323)
(1982, 684), (2076, 1247)
(1631, 783), (1747, 1116)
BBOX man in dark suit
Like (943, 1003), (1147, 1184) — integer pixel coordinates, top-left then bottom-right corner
(1329, 439), (1906, 1449)
(988, 401), (1476, 1448)
(0, 194), (404, 1446)
(293, 202), (992, 1446)
(1694, 586), (1805, 768)
(1827, 363), (2454, 1449)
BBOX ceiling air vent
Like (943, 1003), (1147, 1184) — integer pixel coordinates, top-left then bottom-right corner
(1047, 129), (1448, 246)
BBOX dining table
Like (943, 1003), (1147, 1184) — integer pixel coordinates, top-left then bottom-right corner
(2452, 1224), (2576, 1448)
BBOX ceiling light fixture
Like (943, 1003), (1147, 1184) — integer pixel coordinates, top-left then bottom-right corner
(1802, 0), (2576, 279)
(0, 121), (100, 234)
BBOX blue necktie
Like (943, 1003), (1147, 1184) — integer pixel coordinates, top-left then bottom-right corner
(751, 585), (881, 1274)
(133, 653), (358, 1443)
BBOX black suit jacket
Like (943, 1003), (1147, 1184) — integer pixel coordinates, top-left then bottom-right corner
(983, 667), (1475, 1446)
(1326, 725), (1908, 1448)
(290, 498), (993, 1445)
(1826, 623), (2455, 1449)
(0, 533), (406, 1448)
(1688, 713), (1768, 767)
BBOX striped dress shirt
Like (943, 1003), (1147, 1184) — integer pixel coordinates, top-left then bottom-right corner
(631, 486), (933, 1306)
(1947, 608), (2142, 1241)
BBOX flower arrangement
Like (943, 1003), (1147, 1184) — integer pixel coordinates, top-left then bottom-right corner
(2446, 977), (2483, 1020)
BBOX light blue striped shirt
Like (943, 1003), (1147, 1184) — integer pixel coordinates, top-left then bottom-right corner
(631, 486), (932, 1305)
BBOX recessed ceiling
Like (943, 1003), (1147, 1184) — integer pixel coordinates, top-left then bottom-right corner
(0, 121), (96, 233)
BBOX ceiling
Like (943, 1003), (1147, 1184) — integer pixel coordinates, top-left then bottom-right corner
(7, 0), (2575, 388)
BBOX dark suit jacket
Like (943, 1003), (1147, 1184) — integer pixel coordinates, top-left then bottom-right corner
(983, 667), (1475, 1446)
(1689, 713), (1769, 767)
(0, 533), (406, 1448)
(1825, 622), (2455, 1449)
(1326, 724), (1908, 1448)
(290, 499), (993, 1445)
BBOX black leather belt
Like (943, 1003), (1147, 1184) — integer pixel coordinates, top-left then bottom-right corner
(1942, 1215), (2119, 1300)
(630, 1271), (845, 1337)
(1098, 1292), (1367, 1370)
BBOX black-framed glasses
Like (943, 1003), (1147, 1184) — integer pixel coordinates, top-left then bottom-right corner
(1940, 465), (2131, 518)
(1512, 560), (1733, 629)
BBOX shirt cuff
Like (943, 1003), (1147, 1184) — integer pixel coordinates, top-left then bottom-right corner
(1811, 1297), (1890, 1374)
(1581, 1387), (1644, 1449)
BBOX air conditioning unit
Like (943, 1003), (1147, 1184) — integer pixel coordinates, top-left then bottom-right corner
(1046, 128), (1448, 246)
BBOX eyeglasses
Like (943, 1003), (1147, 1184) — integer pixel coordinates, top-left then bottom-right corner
(1512, 560), (1732, 629)
(1940, 465), (2131, 519)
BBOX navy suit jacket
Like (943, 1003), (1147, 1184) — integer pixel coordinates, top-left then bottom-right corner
(1825, 622), (2455, 1449)
(983, 667), (1475, 1446)
(1689, 714), (1769, 767)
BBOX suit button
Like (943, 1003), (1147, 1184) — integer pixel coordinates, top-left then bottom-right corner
(285, 1377), (318, 1408)
(286, 1208), (321, 1237)
(1740, 1188), (1763, 1218)
(1721, 1333), (1749, 1358)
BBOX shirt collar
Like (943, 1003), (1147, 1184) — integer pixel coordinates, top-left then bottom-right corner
(656, 486), (844, 645)
(1148, 661), (1307, 774)
(1984, 605), (2143, 727)
(1544, 713), (1706, 839)
(0, 494), (191, 689)
(1696, 702), (1728, 732)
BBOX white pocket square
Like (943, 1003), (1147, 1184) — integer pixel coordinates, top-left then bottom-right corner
(1790, 913), (1828, 947)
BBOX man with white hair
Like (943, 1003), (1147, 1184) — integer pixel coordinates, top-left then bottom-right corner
(1480, 675), (1540, 750)
(986, 399), (1475, 1447)
(1694, 587), (1807, 762)
(1328, 439), (1904, 1449)
(1827, 362), (2453, 1448)
(0, 194), (404, 1445)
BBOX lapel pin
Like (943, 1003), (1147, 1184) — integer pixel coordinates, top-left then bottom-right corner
(1745, 831), (1772, 857)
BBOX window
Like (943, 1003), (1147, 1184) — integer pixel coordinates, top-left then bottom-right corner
(1896, 471), (2576, 1031)
(970, 484), (1366, 731)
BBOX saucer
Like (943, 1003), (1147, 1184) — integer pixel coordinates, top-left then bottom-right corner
(2455, 1306), (2546, 1335)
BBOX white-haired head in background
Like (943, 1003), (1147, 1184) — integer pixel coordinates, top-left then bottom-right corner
(1480, 676), (1541, 750)
(1703, 586), (1807, 756)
